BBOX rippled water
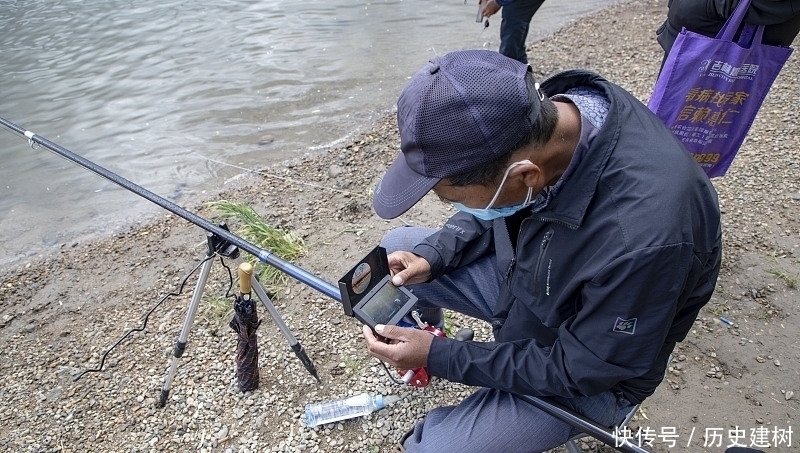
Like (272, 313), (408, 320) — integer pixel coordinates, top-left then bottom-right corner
(0, 0), (623, 265)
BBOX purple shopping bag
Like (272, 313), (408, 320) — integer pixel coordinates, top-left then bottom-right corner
(647, 0), (792, 177)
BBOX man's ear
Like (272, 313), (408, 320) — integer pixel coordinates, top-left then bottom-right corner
(508, 159), (542, 188)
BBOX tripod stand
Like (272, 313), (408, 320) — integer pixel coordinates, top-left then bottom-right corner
(158, 226), (319, 407)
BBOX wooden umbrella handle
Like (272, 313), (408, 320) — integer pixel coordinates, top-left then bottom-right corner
(238, 262), (254, 294)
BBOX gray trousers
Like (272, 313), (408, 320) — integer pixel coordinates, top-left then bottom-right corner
(381, 226), (637, 453)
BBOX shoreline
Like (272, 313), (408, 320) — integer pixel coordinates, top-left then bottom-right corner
(0, 0), (630, 269)
(0, 0), (629, 266)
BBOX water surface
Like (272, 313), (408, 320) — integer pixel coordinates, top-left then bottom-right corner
(0, 0), (625, 265)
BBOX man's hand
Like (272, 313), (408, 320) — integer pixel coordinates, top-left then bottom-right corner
(362, 324), (434, 370)
(481, 0), (502, 17)
(386, 251), (432, 286)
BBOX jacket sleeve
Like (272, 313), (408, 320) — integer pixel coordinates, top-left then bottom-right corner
(412, 211), (495, 279)
(426, 243), (698, 399)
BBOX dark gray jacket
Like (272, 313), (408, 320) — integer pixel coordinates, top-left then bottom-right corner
(415, 70), (722, 404)
(657, 0), (800, 56)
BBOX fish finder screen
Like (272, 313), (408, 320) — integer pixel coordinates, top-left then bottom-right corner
(359, 280), (412, 325)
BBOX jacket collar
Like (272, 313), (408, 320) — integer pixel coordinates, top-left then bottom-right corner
(535, 70), (621, 229)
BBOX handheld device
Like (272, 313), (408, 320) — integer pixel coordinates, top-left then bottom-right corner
(339, 247), (449, 388)
(475, 0), (484, 22)
(475, 0), (489, 28)
(338, 246), (418, 330)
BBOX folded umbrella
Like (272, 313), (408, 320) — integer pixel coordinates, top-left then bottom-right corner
(230, 262), (260, 392)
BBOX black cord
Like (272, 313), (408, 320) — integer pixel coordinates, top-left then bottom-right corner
(218, 255), (235, 299)
(379, 359), (408, 386)
(72, 254), (215, 381)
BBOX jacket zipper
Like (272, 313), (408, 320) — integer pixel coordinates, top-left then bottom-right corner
(533, 215), (579, 230)
(534, 230), (553, 286)
(501, 216), (518, 287)
(505, 224), (554, 288)
(504, 256), (516, 287)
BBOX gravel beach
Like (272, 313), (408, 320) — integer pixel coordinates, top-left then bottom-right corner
(1, 1), (798, 452)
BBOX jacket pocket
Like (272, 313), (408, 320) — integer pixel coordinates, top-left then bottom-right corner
(509, 227), (575, 328)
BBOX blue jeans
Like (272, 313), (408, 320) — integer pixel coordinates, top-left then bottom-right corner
(381, 226), (636, 452)
(499, 0), (547, 64)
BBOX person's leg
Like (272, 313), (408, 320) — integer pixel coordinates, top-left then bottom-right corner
(380, 226), (502, 322)
(402, 388), (635, 452)
(499, 0), (546, 64)
(382, 228), (636, 451)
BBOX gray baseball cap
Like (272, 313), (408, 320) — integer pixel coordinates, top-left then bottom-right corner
(373, 49), (541, 219)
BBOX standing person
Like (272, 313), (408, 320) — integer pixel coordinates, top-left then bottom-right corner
(480, 0), (546, 63)
(364, 49), (722, 452)
(656, 0), (800, 62)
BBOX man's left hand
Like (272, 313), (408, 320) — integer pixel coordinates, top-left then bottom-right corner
(362, 324), (435, 370)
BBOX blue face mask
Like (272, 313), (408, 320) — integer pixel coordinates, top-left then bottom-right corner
(452, 200), (532, 221)
(452, 161), (534, 221)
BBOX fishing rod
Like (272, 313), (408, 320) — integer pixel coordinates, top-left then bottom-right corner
(0, 117), (650, 453)
(0, 117), (338, 300)
(0, 116), (327, 389)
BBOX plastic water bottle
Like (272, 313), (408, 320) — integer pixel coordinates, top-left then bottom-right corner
(304, 393), (400, 428)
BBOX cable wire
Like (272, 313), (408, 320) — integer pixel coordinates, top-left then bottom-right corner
(72, 255), (215, 381)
